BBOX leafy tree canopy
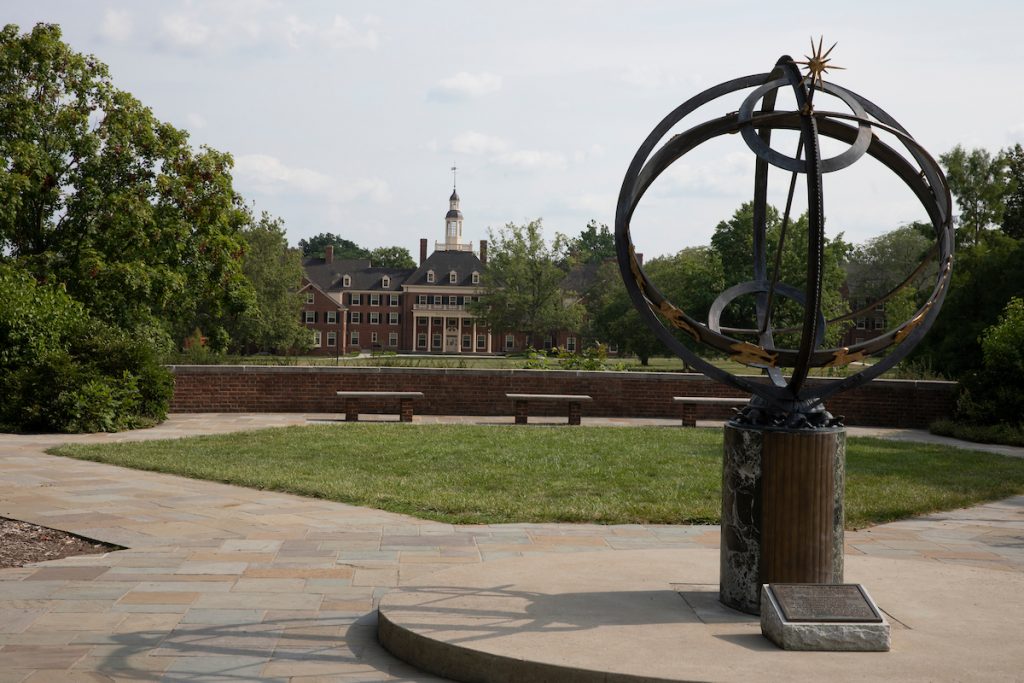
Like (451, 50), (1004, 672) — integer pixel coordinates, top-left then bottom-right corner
(940, 145), (1010, 247)
(368, 245), (415, 269)
(230, 214), (309, 354)
(468, 219), (584, 343)
(0, 22), (255, 347)
(1001, 143), (1024, 240)
(296, 232), (370, 259)
(564, 220), (615, 265)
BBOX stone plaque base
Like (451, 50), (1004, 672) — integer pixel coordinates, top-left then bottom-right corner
(761, 583), (890, 651)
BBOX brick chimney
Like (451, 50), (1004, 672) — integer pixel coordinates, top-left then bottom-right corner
(636, 252), (643, 267)
(479, 239), (487, 265)
(324, 244), (334, 264)
(419, 238), (428, 265)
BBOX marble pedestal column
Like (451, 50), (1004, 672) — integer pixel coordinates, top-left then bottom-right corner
(720, 423), (846, 614)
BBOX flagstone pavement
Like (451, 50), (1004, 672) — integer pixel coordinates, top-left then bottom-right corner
(0, 413), (1021, 681)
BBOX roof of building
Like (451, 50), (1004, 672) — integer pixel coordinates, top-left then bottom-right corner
(450, 189), (459, 202)
(405, 249), (484, 287)
(560, 260), (605, 294)
(302, 257), (371, 292)
(445, 209), (463, 220)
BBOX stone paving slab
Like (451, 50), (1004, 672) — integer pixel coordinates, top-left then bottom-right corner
(0, 413), (1021, 681)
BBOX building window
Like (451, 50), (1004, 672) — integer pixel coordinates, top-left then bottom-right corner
(388, 332), (398, 347)
(304, 311), (316, 324)
(472, 271), (480, 284)
(505, 334), (514, 350)
(371, 331), (378, 343)
(449, 270), (458, 283)
(856, 319), (866, 330)
(477, 334), (486, 349)
(370, 294), (380, 306)
(342, 275), (351, 287)
(462, 334), (471, 349)
(543, 336), (553, 350)
(417, 317), (427, 326)
(566, 336), (577, 352)
(874, 318), (885, 330)
(449, 295), (460, 306)
(313, 330), (322, 346)
(432, 317), (442, 326)
(382, 276), (390, 288)
(418, 295), (427, 305)
(417, 333), (427, 349)
(432, 333), (442, 349)
(350, 293), (361, 305)
(427, 270), (435, 283)
(326, 310), (337, 324)
(389, 312), (399, 325)
(390, 294), (399, 306)
(305, 291), (315, 304)
(350, 312), (361, 324)
(369, 312), (380, 324)
(351, 331), (359, 346)
(327, 331), (336, 347)
(433, 295), (442, 305)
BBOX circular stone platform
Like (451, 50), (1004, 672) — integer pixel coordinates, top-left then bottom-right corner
(378, 549), (1023, 682)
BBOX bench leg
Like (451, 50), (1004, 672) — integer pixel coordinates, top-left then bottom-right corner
(345, 398), (360, 422)
(568, 402), (582, 426)
(514, 400), (529, 425)
(399, 399), (414, 423)
(680, 404), (696, 428)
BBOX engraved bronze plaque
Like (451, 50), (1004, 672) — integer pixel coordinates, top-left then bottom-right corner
(770, 584), (882, 623)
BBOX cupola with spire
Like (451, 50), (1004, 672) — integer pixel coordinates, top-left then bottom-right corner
(443, 164), (464, 250)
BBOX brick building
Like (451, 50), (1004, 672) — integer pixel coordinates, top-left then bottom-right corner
(300, 188), (513, 355)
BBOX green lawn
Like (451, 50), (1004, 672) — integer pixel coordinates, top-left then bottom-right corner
(49, 425), (1024, 528)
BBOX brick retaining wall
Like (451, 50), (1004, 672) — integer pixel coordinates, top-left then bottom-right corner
(168, 366), (956, 428)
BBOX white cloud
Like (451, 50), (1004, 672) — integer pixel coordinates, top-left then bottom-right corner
(99, 9), (133, 42)
(160, 13), (211, 50)
(284, 13), (378, 50)
(234, 154), (390, 203)
(450, 131), (566, 171)
(452, 131), (509, 156)
(1009, 122), (1024, 144)
(430, 72), (502, 101)
(573, 144), (606, 164)
(186, 113), (207, 129)
(567, 193), (613, 215)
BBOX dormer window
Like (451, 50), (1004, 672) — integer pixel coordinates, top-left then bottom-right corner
(382, 275), (390, 288)
(426, 270), (435, 283)
(472, 271), (480, 284)
(449, 270), (458, 284)
(342, 274), (351, 287)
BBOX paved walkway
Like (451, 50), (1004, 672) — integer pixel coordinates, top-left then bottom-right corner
(0, 414), (1021, 681)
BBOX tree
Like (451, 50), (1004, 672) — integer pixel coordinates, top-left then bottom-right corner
(956, 297), (1024, 426)
(231, 213), (309, 353)
(0, 23), (255, 348)
(912, 231), (1024, 378)
(565, 220), (615, 265)
(940, 145), (1009, 247)
(468, 219), (584, 346)
(584, 261), (662, 365)
(1001, 144), (1024, 240)
(709, 202), (851, 347)
(297, 232), (369, 259)
(369, 245), (415, 269)
(844, 224), (934, 330)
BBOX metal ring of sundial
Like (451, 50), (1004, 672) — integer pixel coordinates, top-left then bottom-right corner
(738, 78), (873, 174)
(614, 56), (954, 412)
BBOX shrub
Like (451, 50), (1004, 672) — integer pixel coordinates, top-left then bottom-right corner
(0, 265), (173, 433)
(952, 297), (1024, 428)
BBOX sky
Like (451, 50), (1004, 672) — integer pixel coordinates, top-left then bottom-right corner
(8, 1), (1024, 259)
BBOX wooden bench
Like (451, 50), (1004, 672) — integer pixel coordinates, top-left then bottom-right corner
(336, 391), (424, 423)
(507, 393), (593, 425)
(672, 396), (749, 427)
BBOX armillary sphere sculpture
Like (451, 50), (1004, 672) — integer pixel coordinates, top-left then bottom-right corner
(615, 39), (954, 428)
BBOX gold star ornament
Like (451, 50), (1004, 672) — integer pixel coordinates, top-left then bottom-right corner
(795, 36), (845, 90)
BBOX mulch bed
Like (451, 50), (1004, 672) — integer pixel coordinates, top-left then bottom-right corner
(0, 517), (121, 569)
